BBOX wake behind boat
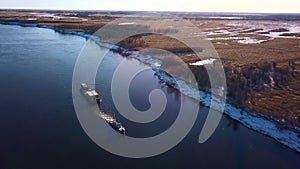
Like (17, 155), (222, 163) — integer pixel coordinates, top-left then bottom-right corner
(80, 83), (126, 135)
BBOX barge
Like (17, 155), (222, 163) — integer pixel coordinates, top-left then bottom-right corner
(81, 83), (126, 135)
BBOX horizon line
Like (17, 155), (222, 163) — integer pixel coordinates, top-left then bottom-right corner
(1, 8), (300, 14)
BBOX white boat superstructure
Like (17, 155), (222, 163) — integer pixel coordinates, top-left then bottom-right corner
(81, 83), (102, 103)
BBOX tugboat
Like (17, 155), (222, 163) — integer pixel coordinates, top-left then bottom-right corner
(80, 83), (126, 135)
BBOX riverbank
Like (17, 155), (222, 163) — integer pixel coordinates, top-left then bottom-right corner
(1, 19), (299, 153)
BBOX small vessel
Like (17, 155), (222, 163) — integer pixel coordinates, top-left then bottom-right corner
(100, 113), (126, 135)
(80, 83), (102, 103)
(80, 83), (126, 135)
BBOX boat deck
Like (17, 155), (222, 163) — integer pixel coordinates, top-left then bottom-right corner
(99, 112), (117, 123)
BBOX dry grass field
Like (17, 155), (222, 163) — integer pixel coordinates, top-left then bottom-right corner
(1, 10), (299, 128)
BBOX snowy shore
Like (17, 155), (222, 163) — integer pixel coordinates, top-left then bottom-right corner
(1, 21), (299, 153)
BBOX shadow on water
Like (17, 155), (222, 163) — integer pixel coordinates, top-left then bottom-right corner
(227, 118), (240, 132)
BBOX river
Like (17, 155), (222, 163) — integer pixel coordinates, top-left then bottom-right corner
(0, 24), (299, 169)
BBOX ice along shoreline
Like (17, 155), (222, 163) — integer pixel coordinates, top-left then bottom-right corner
(1, 21), (299, 153)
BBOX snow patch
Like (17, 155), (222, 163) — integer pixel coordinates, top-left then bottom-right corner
(206, 36), (270, 44)
(207, 16), (244, 20)
(118, 22), (136, 25)
(237, 37), (268, 44)
(216, 42), (229, 45)
(189, 58), (216, 66)
(27, 18), (37, 21)
(206, 37), (245, 41)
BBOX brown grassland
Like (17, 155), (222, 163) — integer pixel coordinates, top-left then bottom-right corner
(0, 10), (299, 128)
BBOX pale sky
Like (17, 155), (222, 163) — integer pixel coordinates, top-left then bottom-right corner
(0, 0), (299, 13)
